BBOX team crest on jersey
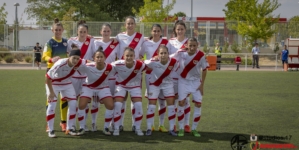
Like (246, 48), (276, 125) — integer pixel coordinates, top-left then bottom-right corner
(168, 66), (173, 70)
(110, 45), (115, 49)
(63, 42), (67, 46)
(105, 71), (109, 75)
(148, 93), (153, 96)
(134, 70), (138, 73)
(193, 60), (198, 64)
(134, 38), (139, 42)
(85, 41), (89, 45)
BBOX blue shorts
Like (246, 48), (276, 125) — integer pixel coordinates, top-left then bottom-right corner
(282, 60), (288, 64)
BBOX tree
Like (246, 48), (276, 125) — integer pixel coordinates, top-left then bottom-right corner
(0, 2), (8, 42)
(133, 0), (176, 22)
(223, 0), (281, 44)
(288, 16), (299, 38)
(25, 0), (143, 22)
(174, 11), (186, 17)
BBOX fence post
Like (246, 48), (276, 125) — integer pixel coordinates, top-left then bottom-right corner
(245, 53), (247, 71)
(275, 53), (277, 71)
(32, 51), (34, 68)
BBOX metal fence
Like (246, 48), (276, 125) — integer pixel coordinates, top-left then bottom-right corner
(0, 50), (282, 71)
(1, 21), (299, 51)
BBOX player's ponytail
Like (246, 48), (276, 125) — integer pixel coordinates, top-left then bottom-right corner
(52, 18), (63, 29)
(77, 20), (88, 30)
(94, 46), (106, 58)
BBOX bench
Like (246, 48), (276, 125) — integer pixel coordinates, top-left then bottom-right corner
(217, 57), (235, 62)
(217, 57), (241, 71)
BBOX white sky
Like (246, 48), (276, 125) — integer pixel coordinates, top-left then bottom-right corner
(1, 0), (299, 24)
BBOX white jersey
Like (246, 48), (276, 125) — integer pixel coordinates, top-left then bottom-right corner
(116, 32), (145, 60)
(140, 38), (172, 60)
(144, 58), (178, 86)
(111, 60), (146, 88)
(94, 39), (120, 64)
(46, 58), (87, 85)
(168, 37), (189, 79)
(171, 50), (208, 81)
(81, 62), (115, 89)
(168, 37), (189, 54)
(67, 37), (96, 78)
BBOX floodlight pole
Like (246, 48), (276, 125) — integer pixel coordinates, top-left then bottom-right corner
(191, 0), (193, 37)
(14, 3), (20, 51)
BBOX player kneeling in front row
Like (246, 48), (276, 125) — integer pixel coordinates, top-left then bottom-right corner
(171, 38), (208, 137)
(112, 47), (146, 136)
(45, 44), (87, 138)
(77, 47), (115, 136)
(144, 45), (178, 136)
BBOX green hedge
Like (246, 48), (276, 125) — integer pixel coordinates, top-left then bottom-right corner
(4, 55), (14, 63)
(25, 56), (33, 63)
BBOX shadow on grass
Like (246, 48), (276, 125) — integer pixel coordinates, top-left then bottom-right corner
(57, 131), (291, 144)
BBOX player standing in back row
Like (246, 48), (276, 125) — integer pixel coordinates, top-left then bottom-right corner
(169, 20), (191, 132)
(115, 16), (145, 132)
(42, 18), (68, 132)
(67, 20), (96, 132)
(140, 24), (173, 133)
(94, 23), (120, 131)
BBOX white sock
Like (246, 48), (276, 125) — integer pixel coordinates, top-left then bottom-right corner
(134, 102), (143, 130)
(120, 100), (126, 126)
(158, 99), (166, 126)
(146, 105), (156, 130)
(46, 100), (57, 131)
(167, 105), (176, 131)
(91, 100), (99, 124)
(192, 107), (201, 130)
(184, 97), (191, 126)
(177, 106), (185, 130)
(84, 103), (89, 126)
(113, 102), (122, 130)
(67, 100), (77, 130)
(77, 109), (86, 129)
(131, 101), (135, 126)
(104, 109), (114, 129)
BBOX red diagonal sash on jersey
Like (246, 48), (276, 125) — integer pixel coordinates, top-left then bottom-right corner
(88, 64), (113, 88)
(121, 33), (142, 59)
(52, 59), (83, 82)
(104, 41), (119, 58)
(80, 38), (91, 59)
(180, 51), (204, 78)
(146, 39), (168, 74)
(118, 61), (143, 85)
(152, 39), (168, 57)
(152, 58), (177, 86)
(180, 39), (189, 49)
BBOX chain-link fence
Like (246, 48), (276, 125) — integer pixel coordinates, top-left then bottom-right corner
(0, 21), (299, 51)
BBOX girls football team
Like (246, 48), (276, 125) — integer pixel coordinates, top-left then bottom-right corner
(43, 17), (208, 138)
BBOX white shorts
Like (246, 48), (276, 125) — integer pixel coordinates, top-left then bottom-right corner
(46, 83), (77, 101)
(178, 78), (202, 104)
(71, 77), (85, 96)
(80, 86), (112, 101)
(108, 78), (116, 96)
(114, 86), (142, 99)
(144, 74), (150, 98)
(147, 83), (175, 100)
(173, 78), (178, 95)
